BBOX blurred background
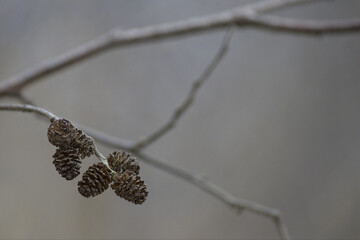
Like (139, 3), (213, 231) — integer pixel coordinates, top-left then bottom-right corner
(0, 0), (360, 239)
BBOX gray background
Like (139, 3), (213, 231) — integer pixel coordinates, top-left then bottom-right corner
(0, 0), (360, 239)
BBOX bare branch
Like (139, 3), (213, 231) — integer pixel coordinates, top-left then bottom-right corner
(239, 0), (322, 13)
(80, 124), (291, 240)
(0, 103), (291, 239)
(0, 103), (58, 121)
(132, 28), (234, 151)
(274, 215), (291, 240)
(0, 103), (116, 173)
(243, 15), (360, 34)
(0, 0), (336, 97)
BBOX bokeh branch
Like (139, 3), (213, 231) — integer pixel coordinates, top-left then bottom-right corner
(0, 103), (58, 121)
(80, 124), (290, 240)
(76, 27), (288, 240)
(1, 0), (357, 98)
(244, 15), (360, 34)
(0, 104), (115, 178)
(132, 27), (234, 151)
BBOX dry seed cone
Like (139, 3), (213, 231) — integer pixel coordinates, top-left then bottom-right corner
(48, 119), (95, 159)
(107, 151), (140, 175)
(72, 129), (95, 159)
(52, 147), (81, 180)
(78, 162), (112, 198)
(48, 119), (77, 148)
(111, 171), (148, 205)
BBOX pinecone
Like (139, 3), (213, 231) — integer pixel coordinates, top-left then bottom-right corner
(72, 129), (95, 159)
(107, 151), (140, 175)
(48, 119), (77, 148)
(111, 171), (148, 205)
(78, 162), (113, 198)
(52, 147), (81, 180)
(48, 118), (95, 159)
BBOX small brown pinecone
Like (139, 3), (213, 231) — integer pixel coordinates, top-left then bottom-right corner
(52, 147), (82, 180)
(48, 119), (77, 148)
(48, 119), (95, 159)
(107, 151), (140, 175)
(111, 171), (148, 205)
(72, 129), (95, 159)
(78, 162), (113, 198)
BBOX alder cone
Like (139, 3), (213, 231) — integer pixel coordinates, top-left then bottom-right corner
(107, 151), (140, 175)
(48, 118), (95, 159)
(72, 129), (95, 159)
(78, 162), (113, 198)
(52, 147), (81, 180)
(48, 119), (77, 148)
(111, 171), (148, 205)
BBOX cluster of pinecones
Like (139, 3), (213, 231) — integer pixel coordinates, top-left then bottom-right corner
(47, 119), (148, 205)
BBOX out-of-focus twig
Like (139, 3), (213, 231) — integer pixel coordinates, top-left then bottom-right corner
(243, 15), (360, 34)
(0, 103), (114, 173)
(0, 0), (353, 98)
(0, 103), (291, 239)
(79, 124), (290, 240)
(131, 28), (234, 151)
(0, 103), (58, 121)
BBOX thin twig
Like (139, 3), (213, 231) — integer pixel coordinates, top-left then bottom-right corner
(274, 215), (291, 240)
(2, 75), (278, 229)
(244, 15), (360, 34)
(0, 104), (291, 239)
(132, 27), (234, 151)
(0, 103), (58, 122)
(0, 0), (344, 97)
(79, 124), (290, 240)
(0, 104), (112, 172)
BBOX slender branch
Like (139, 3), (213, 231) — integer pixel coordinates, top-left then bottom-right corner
(0, 0), (338, 97)
(238, 0), (323, 13)
(244, 15), (360, 34)
(0, 103), (291, 239)
(274, 215), (291, 240)
(79, 124), (290, 240)
(132, 27), (234, 151)
(0, 103), (58, 122)
(0, 104), (113, 172)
